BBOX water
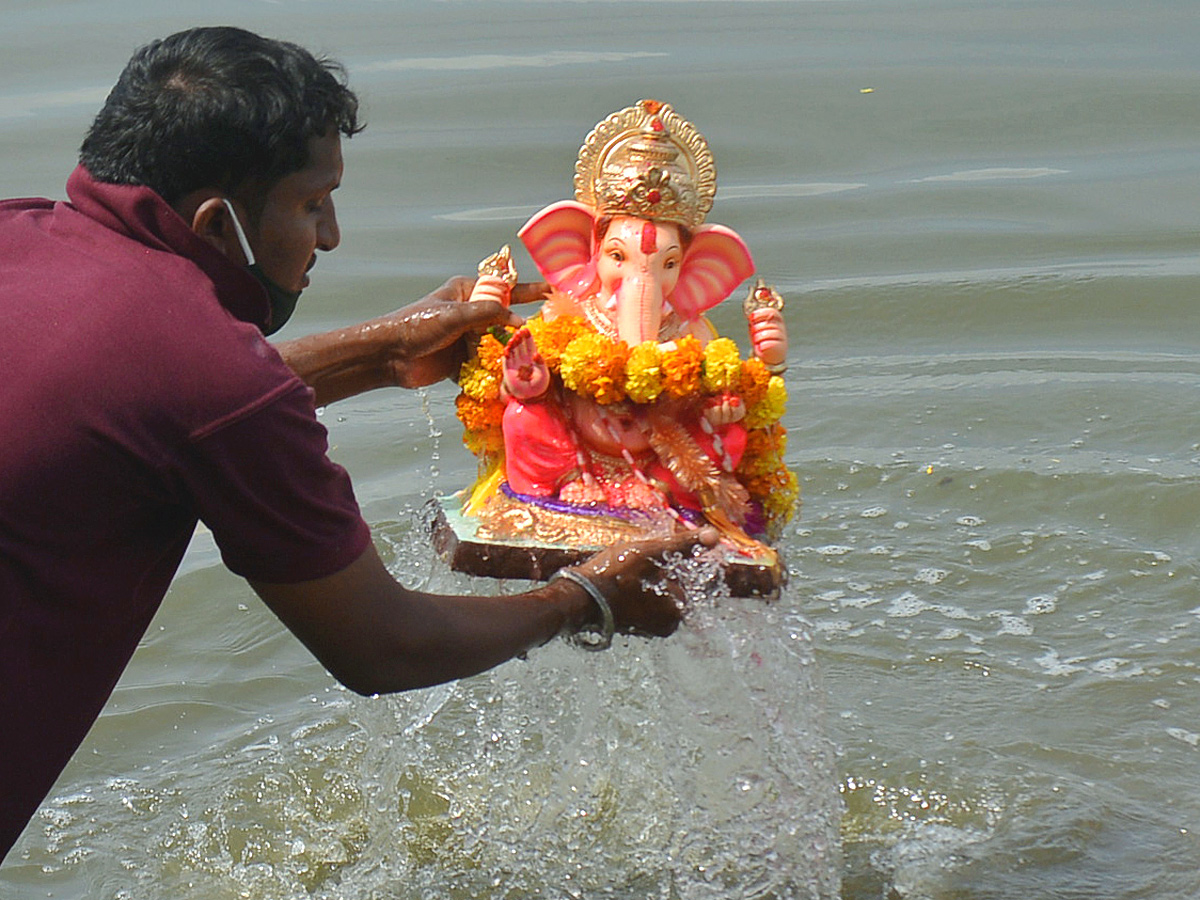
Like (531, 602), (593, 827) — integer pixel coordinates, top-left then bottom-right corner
(3, 1), (1200, 897)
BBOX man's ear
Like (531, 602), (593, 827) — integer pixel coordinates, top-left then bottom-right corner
(180, 193), (248, 264)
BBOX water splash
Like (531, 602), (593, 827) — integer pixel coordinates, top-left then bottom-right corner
(417, 388), (443, 483)
(15, 529), (840, 899)
(346, 538), (843, 898)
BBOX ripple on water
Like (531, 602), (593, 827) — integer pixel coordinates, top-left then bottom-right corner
(1023, 595), (1058, 615)
(913, 567), (948, 585)
(887, 592), (928, 618)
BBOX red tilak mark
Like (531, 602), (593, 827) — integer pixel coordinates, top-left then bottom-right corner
(640, 221), (657, 256)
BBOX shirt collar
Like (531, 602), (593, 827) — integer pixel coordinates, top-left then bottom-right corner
(65, 165), (271, 330)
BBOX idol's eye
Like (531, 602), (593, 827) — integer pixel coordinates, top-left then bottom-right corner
(608, 249), (625, 263)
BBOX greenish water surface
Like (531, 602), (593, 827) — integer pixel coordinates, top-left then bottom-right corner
(3, 2), (1199, 897)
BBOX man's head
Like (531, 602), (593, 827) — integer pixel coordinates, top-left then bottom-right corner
(80, 26), (362, 214)
(82, 28), (363, 331)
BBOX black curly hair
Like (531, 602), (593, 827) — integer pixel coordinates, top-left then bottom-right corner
(80, 26), (363, 215)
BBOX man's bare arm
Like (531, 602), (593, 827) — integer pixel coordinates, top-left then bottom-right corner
(250, 528), (717, 696)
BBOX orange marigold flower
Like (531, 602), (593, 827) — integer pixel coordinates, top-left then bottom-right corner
(527, 314), (589, 372)
(660, 334), (704, 398)
(475, 332), (508, 372)
(455, 393), (505, 433)
(737, 357), (771, 409)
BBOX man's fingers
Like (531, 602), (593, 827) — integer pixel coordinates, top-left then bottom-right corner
(637, 526), (720, 562)
(426, 276), (545, 307)
(451, 299), (522, 333)
(425, 276), (475, 304)
(511, 281), (550, 305)
(580, 526), (719, 580)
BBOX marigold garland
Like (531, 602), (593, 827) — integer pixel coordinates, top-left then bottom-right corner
(624, 341), (664, 404)
(702, 337), (742, 393)
(559, 331), (630, 405)
(660, 334), (704, 398)
(455, 393), (504, 432)
(738, 424), (789, 478)
(737, 356), (772, 409)
(525, 315), (588, 371)
(458, 361), (500, 403)
(744, 375), (787, 429)
(454, 313), (799, 535)
(758, 467), (801, 539)
(475, 331), (507, 371)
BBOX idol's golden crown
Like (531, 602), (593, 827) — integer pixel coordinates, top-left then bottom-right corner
(574, 99), (716, 230)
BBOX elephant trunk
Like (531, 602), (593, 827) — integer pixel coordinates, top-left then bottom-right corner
(615, 274), (664, 346)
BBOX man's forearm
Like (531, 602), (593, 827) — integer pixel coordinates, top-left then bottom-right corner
(275, 321), (394, 407)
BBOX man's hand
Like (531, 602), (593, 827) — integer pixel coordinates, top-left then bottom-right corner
(378, 277), (547, 389)
(568, 526), (721, 638)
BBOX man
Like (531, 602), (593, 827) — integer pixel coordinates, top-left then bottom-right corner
(0, 26), (714, 862)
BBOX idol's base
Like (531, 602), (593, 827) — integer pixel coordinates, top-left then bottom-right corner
(427, 496), (785, 599)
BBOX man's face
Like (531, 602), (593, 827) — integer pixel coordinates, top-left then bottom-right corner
(243, 132), (343, 292)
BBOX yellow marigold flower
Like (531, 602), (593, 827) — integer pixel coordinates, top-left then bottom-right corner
(560, 331), (629, 404)
(458, 358), (501, 402)
(660, 334), (704, 398)
(625, 341), (664, 404)
(745, 375), (787, 428)
(738, 425), (788, 477)
(737, 356), (771, 409)
(590, 375), (625, 405)
(464, 426), (505, 457)
(762, 468), (800, 537)
(702, 337), (743, 393)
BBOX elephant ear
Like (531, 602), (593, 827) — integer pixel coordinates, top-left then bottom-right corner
(670, 224), (755, 321)
(518, 201), (598, 297)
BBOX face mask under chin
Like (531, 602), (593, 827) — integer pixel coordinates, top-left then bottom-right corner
(221, 199), (303, 335)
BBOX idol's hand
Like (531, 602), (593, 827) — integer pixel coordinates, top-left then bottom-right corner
(500, 325), (551, 401)
(749, 306), (788, 369)
(703, 391), (746, 428)
(568, 526), (721, 638)
(467, 273), (512, 307)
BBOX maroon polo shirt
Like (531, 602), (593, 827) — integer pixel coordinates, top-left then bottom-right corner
(0, 167), (372, 860)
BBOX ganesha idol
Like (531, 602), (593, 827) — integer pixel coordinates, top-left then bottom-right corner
(434, 100), (799, 596)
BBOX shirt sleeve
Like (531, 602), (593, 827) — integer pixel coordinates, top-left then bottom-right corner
(177, 382), (372, 584)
